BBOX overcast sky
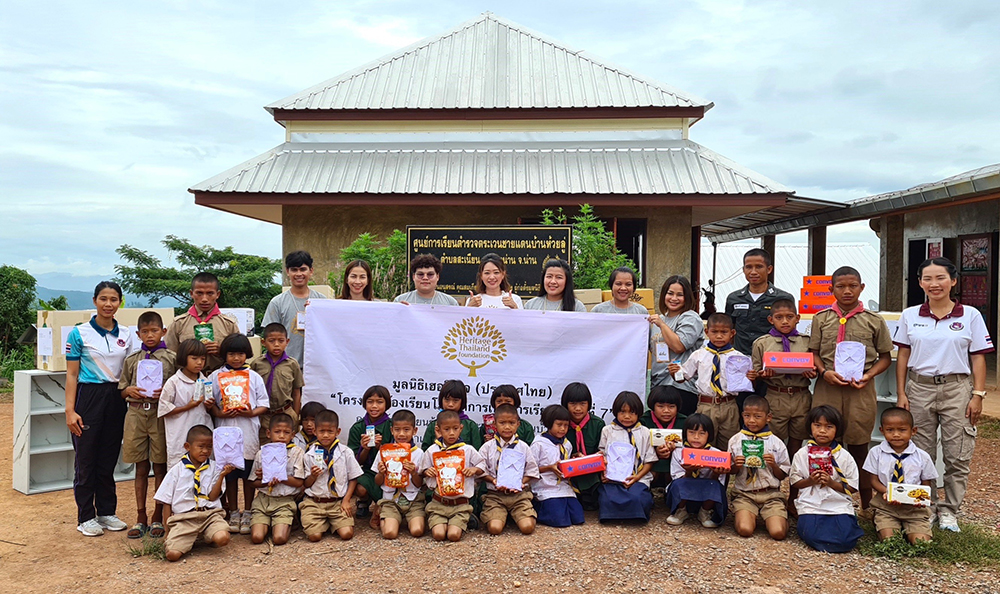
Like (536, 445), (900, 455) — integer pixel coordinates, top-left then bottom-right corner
(2, 0), (997, 288)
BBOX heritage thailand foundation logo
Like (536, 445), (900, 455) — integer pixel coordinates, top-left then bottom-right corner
(441, 316), (507, 377)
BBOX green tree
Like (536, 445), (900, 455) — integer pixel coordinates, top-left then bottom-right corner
(37, 295), (69, 311)
(541, 204), (636, 289)
(115, 235), (282, 325)
(0, 265), (36, 350)
(330, 230), (409, 300)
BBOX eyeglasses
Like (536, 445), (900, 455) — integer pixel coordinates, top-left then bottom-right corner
(414, 272), (437, 279)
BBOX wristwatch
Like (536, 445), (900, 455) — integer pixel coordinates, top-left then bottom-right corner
(972, 390), (987, 399)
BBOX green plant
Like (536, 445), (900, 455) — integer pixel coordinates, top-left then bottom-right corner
(37, 295), (69, 311)
(858, 519), (1000, 567)
(0, 265), (36, 351)
(541, 204), (637, 290)
(0, 346), (34, 382)
(331, 230), (409, 300)
(124, 535), (166, 560)
(979, 417), (1000, 439)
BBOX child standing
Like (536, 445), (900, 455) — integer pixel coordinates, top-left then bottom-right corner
(666, 414), (728, 528)
(728, 396), (790, 539)
(478, 405), (540, 535)
(669, 313), (742, 449)
(421, 380), (483, 450)
(639, 385), (687, 491)
(809, 266), (892, 509)
(598, 391), (657, 523)
(294, 401), (326, 451)
(154, 425), (234, 561)
(251, 323), (303, 443)
(302, 410), (363, 541)
(118, 311), (176, 539)
(790, 405), (864, 553)
(347, 385), (394, 528)
(480, 384), (535, 444)
(863, 407), (938, 544)
(373, 409), (426, 539)
(249, 413), (306, 546)
(208, 334), (269, 535)
(164, 272), (241, 373)
(562, 382), (605, 510)
(420, 410), (486, 542)
(531, 405), (585, 527)
(158, 339), (213, 470)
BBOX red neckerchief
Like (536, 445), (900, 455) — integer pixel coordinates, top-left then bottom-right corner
(650, 414), (676, 430)
(188, 303), (221, 324)
(831, 302), (864, 343)
(570, 413), (590, 454)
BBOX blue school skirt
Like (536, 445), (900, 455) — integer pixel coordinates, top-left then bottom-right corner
(797, 514), (864, 553)
(666, 477), (727, 526)
(535, 496), (585, 528)
(598, 482), (652, 523)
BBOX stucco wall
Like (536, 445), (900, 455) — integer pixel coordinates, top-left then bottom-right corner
(904, 201), (999, 240)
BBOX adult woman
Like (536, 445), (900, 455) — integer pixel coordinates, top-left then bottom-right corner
(591, 266), (647, 315)
(339, 259), (375, 301)
(895, 257), (991, 532)
(523, 259), (586, 312)
(466, 253), (522, 309)
(648, 275), (704, 416)
(65, 281), (134, 536)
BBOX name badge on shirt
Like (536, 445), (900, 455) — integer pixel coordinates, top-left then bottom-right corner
(295, 311), (306, 331)
(655, 342), (671, 363)
(733, 304), (750, 310)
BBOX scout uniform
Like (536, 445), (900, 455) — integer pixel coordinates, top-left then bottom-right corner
(725, 283), (795, 356)
(752, 331), (813, 442)
(301, 441), (364, 536)
(789, 443), (863, 553)
(727, 430), (790, 521)
(808, 308), (892, 446)
(597, 422), (658, 523)
(567, 413), (605, 509)
(153, 457), (229, 555)
(421, 415), (482, 451)
(666, 445), (728, 526)
(675, 345), (743, 449)
(347, 414), (394, 502)
(209, 366), (270, 476)
(529, 434), (585, 527)
(164, 305), (241, 372)
(249, 443), (307, 528)
(477, 436), (540, 527)
(158, 370), (213, 470)
(862, 440), (938, 537)
(118, 343), (176, 466)
(639, 409), (686, 476)
(250, 352), (304, 442)
(419, 442), (486, 531)
(372, 443), (427, 525)
(480, 418), (535, 444)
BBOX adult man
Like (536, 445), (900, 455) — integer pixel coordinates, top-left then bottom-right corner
(262, 251), (328, 365)
(393, 254), (459, 305)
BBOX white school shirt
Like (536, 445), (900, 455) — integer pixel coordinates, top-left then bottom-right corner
(789, 444), (859, 516)
(675, 347), (742, 397)
(303, 442), (364, 499)
(862, 440), (938, 488)
(249, 444), (307, 497)
(894, 302), (994, 376)
(530, 436), (577, 500)
(372, 444), (426, 502)
(292, 430), (317, 452)
(210, 367), (270, 460)
(468, 292), (523, 309)
(478, 436), (540, 492)
(599, 423), (658, 486)
(727, 432), (791, 491)
(154, 458), (226, 513)
(158, 370), (213, 470)
(669, 446), (727, 484)
(418, 443), (486, 499)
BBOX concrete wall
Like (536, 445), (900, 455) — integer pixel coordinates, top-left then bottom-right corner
(904, 201), (999, 240)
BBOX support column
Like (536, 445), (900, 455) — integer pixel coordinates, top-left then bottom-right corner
(878, 215), (904, 311)
(762, 234), (776, 283)
(690, 226), (701, 293)
(807, 226), (828, 276)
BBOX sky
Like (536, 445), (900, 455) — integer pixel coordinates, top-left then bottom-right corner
(2, 0), (997, 291)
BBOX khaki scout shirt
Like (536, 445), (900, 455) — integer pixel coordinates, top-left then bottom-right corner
(250, 355), (304, 410)
(808, 309), (892, 372)
(164, 312), (241, 372)
(117, 347), (178, 400)
(751, 333), (813, 389)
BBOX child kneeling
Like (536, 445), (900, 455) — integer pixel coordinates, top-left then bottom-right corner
(373, 409), (427, 539)
(301, 410), (363, 541)
(666, 414), (728, 528)
(478, 405), (540, 535)
(531, 405), (585, 527)
(420, 410), (486, 542)
(249, 413), (306, 545)
(598, 392), (656, 523)
(728, 396), (790, 539)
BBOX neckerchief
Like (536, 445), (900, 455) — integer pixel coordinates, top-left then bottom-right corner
(650, 414), (676, 430)
(434, 439), (466, 452)
(181, 454), (210, 509)
(298, 430), (317, 448)
(739, 428), (773, 485)
(831, 302), (864, 343)
(890, 452), (911, 484)
(768, 328), (800, 352)
(806, 440), (853, 491)
(706, 343), (735, 396)
(141, 341), (167, 360)
(542, 432), (579, 493)
(318, 441), (340, 493)
(570, 413), (591, 455)
(263, 351), (290, 397)
(494, 435), (519, 454)
(612, 419), (642, 473)
(457, 411), (471, 422)
(363, 412), (390, 427)
(683, 441), (703, 478)
(188, 303), (221, 324)
(224, 363), (251, 371)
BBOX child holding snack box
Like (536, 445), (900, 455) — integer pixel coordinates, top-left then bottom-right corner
(248, 413), (305, 546)
(666, 414), (729, 528)
(421, 380), (483, 451)
(208, 334), (269, 535)
(480, 384), (535, 444)
(478, 404), (540, 535)
(373, 409), (426, 539)
(598, 391), (657, 523)
(862, 407), (938, 544)
(531, 405), (585, 528)
(562, 382), (605, 510)
(790, 405), (864, 553)
(420, 410), (486, 542)
(294, 401), (326, 451)
(728, 396), (790, 540)
(302, 410), (363, 541)
(347, 385), (394, 528)
(158, 339), (213, 470)
(639, 385), (686, 493)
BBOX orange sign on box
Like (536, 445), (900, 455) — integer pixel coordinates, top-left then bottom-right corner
(800, 302), (834, 313)
(558, 453), (606, 478)
(763, 351), (815, 374)
(680, 448), (731, 471)
(802, 275), (832, 286)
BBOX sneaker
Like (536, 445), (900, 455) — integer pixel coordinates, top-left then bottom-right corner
(698, 507), (719, 528)
(938, 510), (961, 532)
(240, 511), (252, 535)
(228, 511), (241, 533)
(666, 509), (689, 526)
(96, 515), (127, 531)
(77, 519), (104, 537)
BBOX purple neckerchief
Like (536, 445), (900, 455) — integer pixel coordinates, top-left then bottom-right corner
(457, 411), (471, 421)
(264, 351), (290, 396)
(363, 413), (390, 426)
(141, 341), (167, 359)
(769, 328), (800, 352)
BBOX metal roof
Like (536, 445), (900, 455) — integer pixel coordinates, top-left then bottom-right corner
(701, 196), (844, 238)
(266, 12), (713, 113)
(190, 139), (790, 196)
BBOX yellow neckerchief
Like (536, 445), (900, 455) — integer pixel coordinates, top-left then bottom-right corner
(494, 435), (519, 454)
(682, 441), (709, 478)
(806, 439), (853, 492)
(739, 429), (773, 485)
(181, 454), (210, 508)
(890, 451), (911, 484)
(317, 440), (340, 492)
(434, 439), (466, 451)
(546, 433), (581, 494)
(705, 343), (735, 396)
(298, 430), (317, 447)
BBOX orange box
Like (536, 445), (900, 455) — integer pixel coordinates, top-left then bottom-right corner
(800, 302), (834, 313)
(800, 288), (834, 300)
(680, 448), (731, 471)
(558, 453), (606, 478)
(763, 352), (815, 374)
(802, 276), (832, 286)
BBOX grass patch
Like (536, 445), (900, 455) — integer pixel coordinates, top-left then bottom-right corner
(858, 519), (1000, 567)
(0, 346), (33, 383)
(979, 417), (1000, 440)
(124, 535), (166, 561)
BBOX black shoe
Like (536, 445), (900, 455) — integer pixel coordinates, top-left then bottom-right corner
(355, 501), (371, 518)
(467, 515), (479, 531)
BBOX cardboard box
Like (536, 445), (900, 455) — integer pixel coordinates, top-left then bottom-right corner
(802, 276), (832, 287)
(650, 428), (683, 447)
(886, 482), (932, 507)
(800, 302), (834, 314)
(680, 448), (731, 471)
(763, 352), (815, 374)
(219, 308), (256, 335)
(558, 453), (606, 477)
(800, 288), (834, 300)
(283, 285), (334, 298)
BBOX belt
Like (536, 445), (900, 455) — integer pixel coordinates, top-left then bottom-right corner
(767, 386), (809, 395)
(269, 402), (293, 414)
(308, 495), (341, 504)
(432, 494), (469, 506)
(127, 400), (159, 410)
(907, 370), (969, 386)
(699, 394), (735, 404)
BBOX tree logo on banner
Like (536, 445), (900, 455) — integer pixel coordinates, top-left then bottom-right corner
(440, 316), (507, 377)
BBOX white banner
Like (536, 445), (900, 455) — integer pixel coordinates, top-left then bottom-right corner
(303, 300), (648, 434)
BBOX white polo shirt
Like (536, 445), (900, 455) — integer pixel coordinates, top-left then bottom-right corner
(893, 302), (994, 376)
(862, 440), (938, 488)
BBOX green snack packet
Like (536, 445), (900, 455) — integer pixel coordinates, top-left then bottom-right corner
(193, 323), (215, 342)
(742, 440), (764, 469)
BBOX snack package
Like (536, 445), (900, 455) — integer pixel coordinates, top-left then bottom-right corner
(650, 428), (683, 448)
(193, 323), (215, 342)
(380, 443), (411, 489)
(742, 440), (765, 469)
(217, 370), (251, 412)
(886, 482), (932, 507)
(481, 413), (497, 440)
(432, 450), (466, 497)
(807, 445), (834, 475)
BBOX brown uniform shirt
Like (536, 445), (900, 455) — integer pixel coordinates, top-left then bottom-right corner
(808, 309), (892, 372)
(164, 311), (241, 372)
(250, 355), (304, 410)
(752, 333), (812, 389)
(117, 347), (178, 401)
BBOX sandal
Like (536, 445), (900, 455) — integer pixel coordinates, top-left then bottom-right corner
(368, 501), (380, 530)
(127, 523), (147, 539)
(148, 522), (165, 538)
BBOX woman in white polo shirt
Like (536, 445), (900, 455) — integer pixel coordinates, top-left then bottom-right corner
(894, 257), (992, 532)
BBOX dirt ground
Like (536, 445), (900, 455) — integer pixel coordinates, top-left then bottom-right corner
(2, 400), (999, 594)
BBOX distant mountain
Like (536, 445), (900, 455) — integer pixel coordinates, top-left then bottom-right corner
(35, 286), (182, 311)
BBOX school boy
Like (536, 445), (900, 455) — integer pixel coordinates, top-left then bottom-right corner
(250, 322), (304, 443)
(420, 410), (486, 542)
(728, 396), (790, 540)
(261, 251), (328, 366)
(164, 272), (241, 372)
(294, 402), (326, 451)
(393, 253), (460, 305)
(477, 405), (540, 535)
(301, 410), (363, 541)
(373, 409), (426, 539)
(249, 413), (306, 546)
(809, 266), (892, 509)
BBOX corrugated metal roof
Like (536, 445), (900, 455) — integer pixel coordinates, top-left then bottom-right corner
(266, 12), (712, 112)
(190, 139), (789, 195)
(701, 197), (844, 238)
